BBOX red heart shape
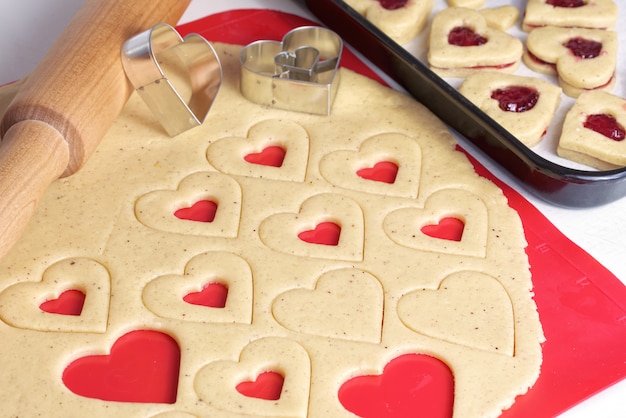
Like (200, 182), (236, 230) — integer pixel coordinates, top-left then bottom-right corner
(39, 289), (85, 316)
(62, 330), (180, 404)
(421, 217), (465, 241)
(174, 200), (218, 223)
(244, 146), (286, 167)
(339, 354), (454, 418)
(298, 222), (341, 246)
(236, 371), (284, 401)
(183, 282), (228, 308)
(356, 161), (399, 184)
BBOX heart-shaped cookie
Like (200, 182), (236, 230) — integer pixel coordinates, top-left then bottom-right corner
(339, 353), (454, 418)
(342, 0), (434, 44)
(0, 258), (110, 333)
(557, 90), (626, 170)
(240, 26), (342, 115)
(63, 329), (180, 403)
(428, 7), (523, 77)
(383, 188), (488, 257)
(397, 270), (515, 355)
(523, 26), (617, 97)
(142, 251), (253, 324)
(459, 72), (562, 147)
(479, 6), (519, 31)
(319, 133), (421, 198)
(522, 0), (618, 32)
(259, 193), (365, 261)
(272, 268), (384, 343)
(207, 119), (309, 182)
(135, 171), (242, 237)
(194, 337), (310, 416)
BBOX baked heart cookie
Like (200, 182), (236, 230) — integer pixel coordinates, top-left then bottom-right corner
(459, 72), (562, 147)
(557, 90), (626, 170)
(0, 40), (544, 417)
(523, 26), (618, 98)
(479, 5), (519, 31)
(342, 0), (435, 44)
(522, 0), (618, 32)
(428, 7), (523, 78)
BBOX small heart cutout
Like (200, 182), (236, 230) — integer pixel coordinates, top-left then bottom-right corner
(63, 330), (180, 404)
(39, 289), (85, 316)
(174, 200), (218, 223)
(236, 371), (285, 401)
(421, 217), (465, 242)
(338, 353), (454, 418)
(244, 146), (286, 167)
(298, 222), (341, 246)
(183, 282), (228, 308)
(356, 161), (398, 184)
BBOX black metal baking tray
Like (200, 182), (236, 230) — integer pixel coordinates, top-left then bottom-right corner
(305, 0), (626, 208)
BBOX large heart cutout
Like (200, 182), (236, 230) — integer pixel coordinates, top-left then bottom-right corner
(319, 133), (421, 198)
(259, 193), (365, 261)
(0, 258), (110, 333)
(428, 7), (523, 77)
(338, 353), (454, 418)
(397, 270), (515, 355)
(272, 268), (384, 343)
(194, 337), (310, 416)
(143, 251), (253, 324)
(384, 188), (488, 257)
(207, 119), (309, 182)
(135, 171), (242, 237)
(63, 330), (180, 403)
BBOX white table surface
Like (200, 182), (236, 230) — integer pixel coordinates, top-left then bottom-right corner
(0, 1), (624, 416)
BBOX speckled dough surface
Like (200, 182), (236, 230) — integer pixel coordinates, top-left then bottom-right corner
(0, 43), (543, 417)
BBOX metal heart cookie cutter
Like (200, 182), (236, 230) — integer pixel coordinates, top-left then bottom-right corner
(240, 26), (343, 115)
(121, 23), (222, 136)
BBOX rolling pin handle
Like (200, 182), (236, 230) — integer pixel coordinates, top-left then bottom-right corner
(0, 120), (69, 258)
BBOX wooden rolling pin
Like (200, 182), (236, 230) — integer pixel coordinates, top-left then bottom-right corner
(0, 0), (191, 260)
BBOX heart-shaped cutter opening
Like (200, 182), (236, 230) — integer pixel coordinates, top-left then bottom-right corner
(240, 26), (343, 115)
(121, 22), (222, 136)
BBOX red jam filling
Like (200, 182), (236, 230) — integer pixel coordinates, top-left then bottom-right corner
(490, 86), (539, 112)
(564, 37), (602, 59)
(448, 27), (487, 47)
(546, 0), (585, 7)
(584, 114), (626, 141)
(377, 0), (408, 10)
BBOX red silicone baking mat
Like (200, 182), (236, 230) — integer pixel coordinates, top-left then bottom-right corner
(176, 9), (626, 417)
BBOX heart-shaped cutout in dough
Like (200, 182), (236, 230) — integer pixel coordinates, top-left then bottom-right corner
(428, 7), (523, 77)
(194, 337), (310, 417)
(398, 270), (515, 355)
(0, 257), (110, 333)
(319, 133), (421, 198)
(272, 268), (384, 343)
(135, 171), (242, 237)
(384, 188), (488, 257)
(207, 119), (309, 182)
(63, 330), (180, 403)
(259, 193), (365, 261)
(142, 251), (252, 324)
(339, 353), (454, 418)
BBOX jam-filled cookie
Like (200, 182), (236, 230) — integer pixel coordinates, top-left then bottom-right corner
(428, 7), (523, 78)
(522, 0), (618, 32)
(459, 72), (562, 147)
(557, 90), (626, 170)
(523, 26), (617, 98)
(342, 0), (434, 44)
